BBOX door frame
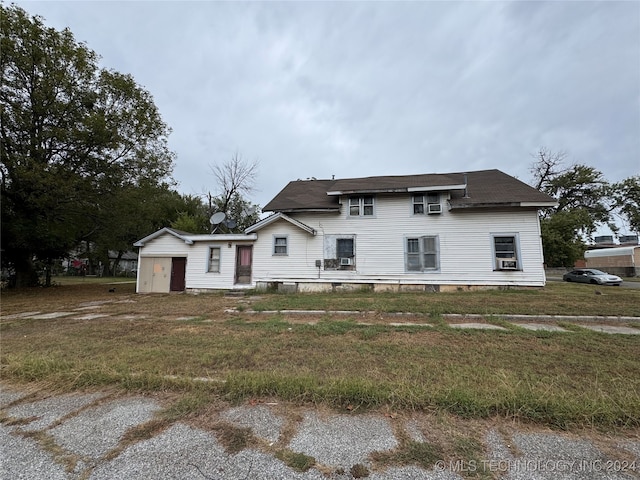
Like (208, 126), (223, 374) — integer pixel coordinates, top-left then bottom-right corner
(234, 246), (253, 284)
(170, 257), (187, 291)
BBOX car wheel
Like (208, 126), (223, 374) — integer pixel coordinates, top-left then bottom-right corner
(564, 278), (571, 282)
(590, 279), (599, 285)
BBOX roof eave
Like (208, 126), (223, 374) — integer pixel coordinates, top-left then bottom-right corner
(327, 184), (467, 196)
(269, 208), (340, 214)
(450, 201), (556, 210)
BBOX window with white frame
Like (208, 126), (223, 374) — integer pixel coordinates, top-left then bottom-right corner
(412, 193), (440, 214)
(337, 238), (354, 260)
(208, 247), (221, 273)
(492, 234), (520, 270)
(406, 236), (439, 271)
(273, 235), (288, 255)
(412, 195), (425, 214)
(349, 196), (374, 216)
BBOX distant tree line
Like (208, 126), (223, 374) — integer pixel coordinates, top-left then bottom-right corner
(0, 5), (258, 287)
(530, 148), (639, 267)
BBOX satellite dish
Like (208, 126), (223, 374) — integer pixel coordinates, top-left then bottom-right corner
(209, 212), (226, 225)
(224, 218), (237, 229)
(243, 205), (257, 216)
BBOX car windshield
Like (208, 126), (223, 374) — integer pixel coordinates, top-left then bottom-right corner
(588, 270), (607, 275)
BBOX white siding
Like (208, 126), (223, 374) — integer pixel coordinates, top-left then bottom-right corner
(136, 233), (255, 290)
(254, 193), (546, 286)
(252, 222), (318, 280)
(185, 241), (254, 290)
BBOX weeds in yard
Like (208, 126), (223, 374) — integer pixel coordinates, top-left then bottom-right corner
(372, 439), (443, 471)
(213, 423), (257, 453)
(274, 449), (316, 472)
(350, 463), (370, 478)
(2, 283), (639, 430)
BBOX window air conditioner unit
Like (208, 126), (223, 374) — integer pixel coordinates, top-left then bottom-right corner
(497, 258), (518, 270)
(427, 203), (442, 214)
(340, 257), (353, 266)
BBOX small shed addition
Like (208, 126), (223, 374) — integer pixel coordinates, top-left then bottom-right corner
(133, 228), (257, 293)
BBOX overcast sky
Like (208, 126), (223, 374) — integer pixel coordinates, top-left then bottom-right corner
(15, 1), (640, 214)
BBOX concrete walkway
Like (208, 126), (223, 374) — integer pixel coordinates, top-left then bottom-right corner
(1, 383), (638, 480)
(222, 308), (640, 335)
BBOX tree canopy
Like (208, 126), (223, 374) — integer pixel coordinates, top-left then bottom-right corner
(612, 176), (640, 234)
(530, 148), (638, 267)
(1, 4), (175, 286)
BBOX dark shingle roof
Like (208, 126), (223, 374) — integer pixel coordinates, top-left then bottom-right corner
(263, 179), (341, 212)
(449, 170), (556, 208)
(262, 169), (555, 212)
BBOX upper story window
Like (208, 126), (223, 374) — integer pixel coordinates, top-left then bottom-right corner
(273, 235), (288, 255)
(412, 195), (425, 214)
(412, 193), (441, 215)
(208, 247), (221, 273)
(349, 196), (374, 216)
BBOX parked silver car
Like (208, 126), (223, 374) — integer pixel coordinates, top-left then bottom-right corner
(562, 269), (623, 286)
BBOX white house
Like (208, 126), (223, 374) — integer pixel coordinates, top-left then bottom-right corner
(134, 169), (556, 293)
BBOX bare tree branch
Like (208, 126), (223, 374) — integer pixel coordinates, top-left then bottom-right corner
(209, 152), (258, 213)
(530, 147), (569, 191)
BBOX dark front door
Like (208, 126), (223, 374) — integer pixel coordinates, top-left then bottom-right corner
(235, 246), (252, 284)
(170, 257), (186, 291)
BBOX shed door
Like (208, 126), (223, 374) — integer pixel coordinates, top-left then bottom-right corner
(235, 246), (252, 284)
(138, 257), (171, 293)
(170, 257), (186, 291)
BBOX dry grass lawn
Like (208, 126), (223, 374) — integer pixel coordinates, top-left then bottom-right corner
(1, 280), (639, 432)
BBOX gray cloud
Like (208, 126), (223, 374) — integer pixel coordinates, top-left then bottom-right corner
(16, 1), (640, 208)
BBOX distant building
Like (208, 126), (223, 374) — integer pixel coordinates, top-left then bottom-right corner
(585, 246), (640, 277)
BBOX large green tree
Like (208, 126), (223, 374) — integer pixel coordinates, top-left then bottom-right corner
(1, 5), (175, 286)
(530, 148), (625, 267)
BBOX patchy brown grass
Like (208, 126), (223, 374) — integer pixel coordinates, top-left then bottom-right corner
(1, 283), (639, 430)
(247, 282), (640, 317)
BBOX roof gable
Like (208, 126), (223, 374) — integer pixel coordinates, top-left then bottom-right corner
(133, 227), (194, 247)
(245, 212), (316, 235)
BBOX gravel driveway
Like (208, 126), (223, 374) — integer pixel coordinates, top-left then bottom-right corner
(2, 383), (638, 480)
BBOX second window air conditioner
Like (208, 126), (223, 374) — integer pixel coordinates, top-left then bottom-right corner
(427, 203), (442, 214)
(340, 257), (353, 266)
